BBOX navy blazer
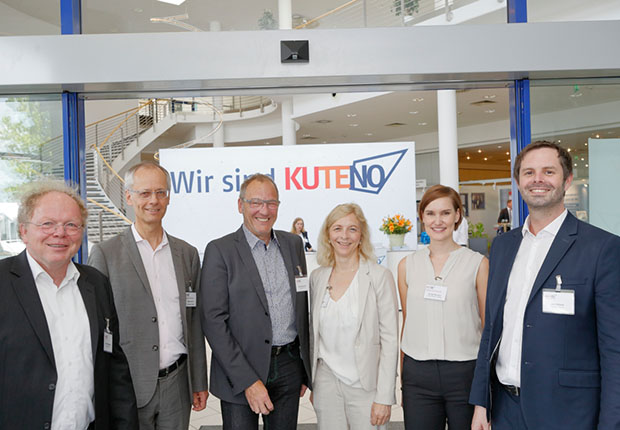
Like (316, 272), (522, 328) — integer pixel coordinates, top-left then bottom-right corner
(0, 251), (138, 429)
(469, 212), (620, 429)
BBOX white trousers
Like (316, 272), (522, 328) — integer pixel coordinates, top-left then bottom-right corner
(313, 360), (388, 430)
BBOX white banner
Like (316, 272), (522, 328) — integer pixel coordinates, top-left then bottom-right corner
(160, 142), (417, 256)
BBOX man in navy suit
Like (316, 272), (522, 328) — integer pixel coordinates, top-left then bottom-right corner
(470, 141), (620, 430)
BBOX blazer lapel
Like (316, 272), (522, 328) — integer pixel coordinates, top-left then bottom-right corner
(76, 265), (99, 360)
(490, 230), (523, 327)
(168, 235), (189, 339)
(122, 227), (153, 298)
(312, 267), (331, 337)
(277, 232), (298, 312)
(234, 227), (270, 312)
(527, 213), (578, 306)
(355, 259), (371, 334)
(10, 252), (55, 365)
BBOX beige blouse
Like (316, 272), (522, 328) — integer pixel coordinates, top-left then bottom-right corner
(401, 246), (484, 361)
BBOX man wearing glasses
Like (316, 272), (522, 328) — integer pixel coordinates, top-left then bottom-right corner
(0, 180), (138, 429)
(201, 173), (310, 430)
(89, 162), (208, 430)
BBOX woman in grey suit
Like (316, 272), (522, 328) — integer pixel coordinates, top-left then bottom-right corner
(309, 203), (399, 430)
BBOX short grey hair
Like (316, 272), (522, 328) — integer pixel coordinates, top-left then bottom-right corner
(124, 161), (171, 191)
(18, 180), (88, 237)
(239, 173), (279, 200)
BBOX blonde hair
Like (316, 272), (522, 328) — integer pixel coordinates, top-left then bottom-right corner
(316, 203), (375, 267)
(18, 180), (88, 238)
(290, 217), (306, 234)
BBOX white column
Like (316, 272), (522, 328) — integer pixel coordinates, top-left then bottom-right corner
(278, 0), (296, 145)
(212, 96), (224, 147)
(278, 0), (292, 29)
(437, 90), (459, 190)
(281, 98), (296, 146)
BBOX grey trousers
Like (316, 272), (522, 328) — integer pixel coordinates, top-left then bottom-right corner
(138, 359), (191, 430)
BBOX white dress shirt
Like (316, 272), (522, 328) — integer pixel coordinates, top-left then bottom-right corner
(27, 252), (95, 430)
(496, 210), (568, 387)
(132, 225), (187, 369)
(318, 271), (362, 387)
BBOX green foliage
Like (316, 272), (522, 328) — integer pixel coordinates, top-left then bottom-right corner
(392, 0), (420, 16)
(468, 222), (488, 238)
(0, 98), (54, 198)
(258, 9), (278, 30)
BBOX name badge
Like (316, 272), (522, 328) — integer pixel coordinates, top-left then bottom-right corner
(186, 292), (197, 307)
(103, 318), (113, 354)
(295, 276), (309, 293)
(542, 289), (575, 315)
(424, 284), (447, 301)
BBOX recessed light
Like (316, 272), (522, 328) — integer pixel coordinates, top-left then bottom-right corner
(484, 94), (496, 99)
(595, 134), (600, 138)
(349, 123), (359, 127)
(346, 113), (357, 118)
(466, 156), (471, 160)
(581, 157), (585, 161)
(574, 163), (578, 166)
(484, 157), (488, 161)
(584, 184), (588, 188)
(570, 92), (583, 98)
(485, 109), (496, 114)
(418, 122), (427, 126)
(567, 148), (571, 152)
(408, 111), (419, 115)
(315, 119), (332, 124)
(508, 159), (511, 162)
(265, 142), (270, 145)
(157, 0), (186, 4)
(585, 142), (588, 146)
(585, 164), (589, 167)
(412, 97), (424, 102)
(477, 149), (482, 153)
(497, 145), (502, 148)
(365, 132), (373, 136)
(506, 151), (510, 155)
(558, 139), (562, 143)
(302, 134), (311, 138)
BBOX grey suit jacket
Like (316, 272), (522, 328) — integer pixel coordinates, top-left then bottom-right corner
(88, 227), (208, 408)
(200, 226), (310, 404)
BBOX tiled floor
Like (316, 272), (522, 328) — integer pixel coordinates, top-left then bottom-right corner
(189, 314), (406, 429)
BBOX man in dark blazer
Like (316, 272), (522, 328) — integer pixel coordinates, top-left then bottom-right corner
(88, 162), (208, 430)
(201, 173), (310, 430)
(470, 141), (620, 430)
(0, 181), (137, 429)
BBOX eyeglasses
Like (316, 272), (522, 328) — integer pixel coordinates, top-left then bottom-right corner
(241, 198), (280, 210)
(129, 189), (170, 200)
(25, 221), (84, 235)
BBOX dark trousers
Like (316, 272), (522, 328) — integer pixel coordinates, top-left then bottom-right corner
(221, 342), (305, 430)
(402, 355), (476, 430)
(490, 380), (528, 430)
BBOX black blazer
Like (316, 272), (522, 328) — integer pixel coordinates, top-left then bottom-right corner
(301, 231), (313, 251)
(0, 251), (138, 430)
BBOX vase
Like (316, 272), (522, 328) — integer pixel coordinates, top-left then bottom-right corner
(388, 233), (406, 249)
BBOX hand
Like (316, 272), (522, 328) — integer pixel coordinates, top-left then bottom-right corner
(192, 390), (208, 411)
(300, 384), (308, 397)
(370, 402), (391, 426)
(244, 380), (274, 415)
(471, 405), (490, 430)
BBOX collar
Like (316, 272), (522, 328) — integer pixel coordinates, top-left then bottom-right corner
(26, 250), (80, 286)
(522, 209), (568, 238)
(242, 224), (280, 249)
(132, 224), (168, 250)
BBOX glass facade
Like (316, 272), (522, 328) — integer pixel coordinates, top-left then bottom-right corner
(0, 95), (64, 258)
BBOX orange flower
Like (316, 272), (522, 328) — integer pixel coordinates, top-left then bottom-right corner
(389, 225), (394, 232)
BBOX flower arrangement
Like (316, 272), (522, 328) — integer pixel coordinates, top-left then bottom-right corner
(380, 214), (413, 235)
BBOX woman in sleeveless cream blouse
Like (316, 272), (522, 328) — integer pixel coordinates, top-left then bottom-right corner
(398, 185), (489, 430)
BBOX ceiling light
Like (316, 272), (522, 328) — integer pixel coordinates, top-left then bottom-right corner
(265, 141), (271, 145)
(584, 184), (588, 187)
(484, 157), (488, 161)
(484, 94), (496, 99)
(570, 92), (583, 98)
(585, 142), (588, 146)
(365, 132), (373, 136)
(408, 111), (419, 115)
(581, 157), (585, 161)
(574, 163), (578, 167)
(349, 123), (359, 127)
(595, 134), (600, 138)
(585, 164), (589, 167)
(508, 159), (511, 162)
(418, 122), (427, 126)
(567, 148), (571, 152)
(497, 145), (502, 148)
(485, 109), (496, 114)
(506, 151), (510, 155)
(157, 0), (186, 5)
(466, 156), (471, 160)
(412, 97), (424, 102)
(477, 149), (482, 153)
(302, 134), (311, 138)
(346, 113), (357, 118)
(558, 139), (562, 143)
